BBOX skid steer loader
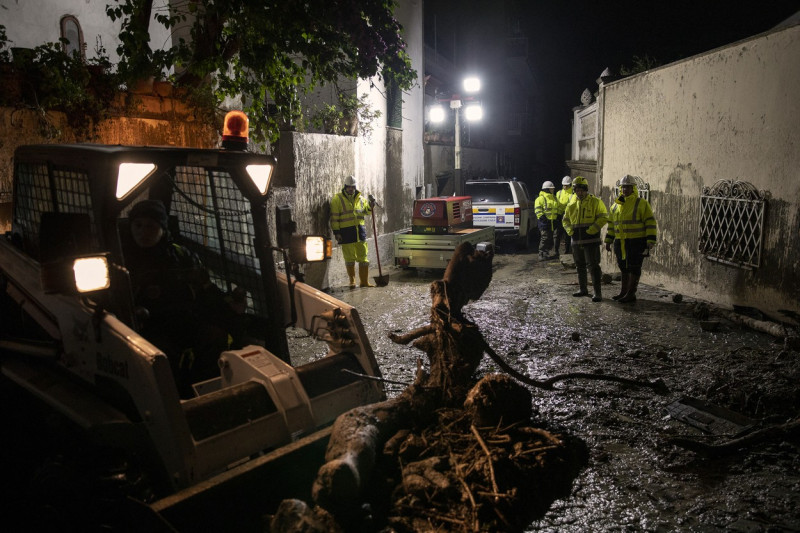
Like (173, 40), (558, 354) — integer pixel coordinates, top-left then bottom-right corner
(0, 112), (385, 531)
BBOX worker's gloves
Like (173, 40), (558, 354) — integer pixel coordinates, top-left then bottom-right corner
(368, 194), (376, 207)
(605, 243), (612, 252)
(334, 233), (342, 243)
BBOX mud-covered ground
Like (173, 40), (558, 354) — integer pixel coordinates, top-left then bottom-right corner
(308, 247), (800, 533)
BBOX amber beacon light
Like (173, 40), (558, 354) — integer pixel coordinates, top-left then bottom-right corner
(222, 110), (249, 150)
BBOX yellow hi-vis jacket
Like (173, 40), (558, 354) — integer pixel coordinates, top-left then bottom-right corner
(563, 194), (608, 245)
(330, 189), (372, 244)
(604, 189), (657, 259)
(556, 187), (573, 216)
(534, 191), (558, 230)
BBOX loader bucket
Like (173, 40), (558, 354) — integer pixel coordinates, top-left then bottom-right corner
(149, 427), (332, 531)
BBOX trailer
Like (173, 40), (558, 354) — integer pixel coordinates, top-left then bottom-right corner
(393, 195), (494, 269)
(394, 227), (495, 269)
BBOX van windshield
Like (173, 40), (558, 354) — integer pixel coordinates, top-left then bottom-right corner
(465, 182), (514, 203)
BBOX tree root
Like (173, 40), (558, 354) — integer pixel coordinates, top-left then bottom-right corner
(390, 320), (668, 395)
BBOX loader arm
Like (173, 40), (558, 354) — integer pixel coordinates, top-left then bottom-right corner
(276, 272), (383, 381)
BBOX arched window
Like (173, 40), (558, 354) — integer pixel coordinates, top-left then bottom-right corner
(60, 15), (85, 59)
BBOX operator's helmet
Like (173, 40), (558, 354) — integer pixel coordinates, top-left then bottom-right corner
(344, 175), (357, 187)
(562, 176), (572, 186)
(542, 181), (555, 190)
(572, 176), (589, 190)
(619, 175), (636, 186)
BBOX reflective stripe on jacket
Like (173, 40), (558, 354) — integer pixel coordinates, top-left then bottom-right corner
(604, 191), (657, 258)
(563, 194), (608, 245)
(330, 189), (371, 243)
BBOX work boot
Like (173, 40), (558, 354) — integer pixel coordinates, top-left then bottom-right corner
(618, 273), (640, 303)
(573, 269), (589, 296)
(346, 263), (356, 289)
(591, 271), (602, 302)
(539, 250), (548, 260)
(358, 263), (374, 287)
(612, 273), (629, 301)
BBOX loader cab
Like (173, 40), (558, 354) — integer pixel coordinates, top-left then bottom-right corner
(10, 143), (287, 344)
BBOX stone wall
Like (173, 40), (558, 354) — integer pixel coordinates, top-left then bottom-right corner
(0, 102), (217, 231)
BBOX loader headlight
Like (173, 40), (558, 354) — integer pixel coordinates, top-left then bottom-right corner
(246, 164), (273, 195)
(73, 256), (111, 293)
(289, 235), (332, 263)
(41, 254), (111, 294)
(116, 163), (156, 199)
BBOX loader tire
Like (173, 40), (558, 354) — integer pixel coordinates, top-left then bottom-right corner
(0, 379), (162, 532)
(25, 448), (160, 532)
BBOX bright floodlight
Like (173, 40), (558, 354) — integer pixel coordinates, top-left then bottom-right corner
(429, 105), (446, 123)
(463, 77), (481, 93)
(464, 103), (483, 121)
(116, 163), (155, 199)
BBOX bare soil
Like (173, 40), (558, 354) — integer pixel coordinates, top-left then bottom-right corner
(319, 248), (800, 533)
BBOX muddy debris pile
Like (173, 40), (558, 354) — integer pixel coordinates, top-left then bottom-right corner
(380, 382), (588, 532)
(269, 374), (587, 533)
(268, 243), (588, 532)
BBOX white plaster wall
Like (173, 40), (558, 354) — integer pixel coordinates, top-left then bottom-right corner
(2, 0), (173, 62)
(396, 0), (425, 191)
(598, 23), (800, 315)
(355, 78), (388, 210)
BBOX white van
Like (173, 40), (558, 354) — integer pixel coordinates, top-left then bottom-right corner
(465, 178), (538, 249)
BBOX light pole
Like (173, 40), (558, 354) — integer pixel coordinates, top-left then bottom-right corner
(429, 76), (482, 196)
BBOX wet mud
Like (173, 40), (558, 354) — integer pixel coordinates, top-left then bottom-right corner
(320, 248), (800, 532)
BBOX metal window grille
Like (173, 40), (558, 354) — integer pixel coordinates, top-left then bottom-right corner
(13, 163), (96, 259)
(698, 180), (767, 270)
(170, 167), (265, 316)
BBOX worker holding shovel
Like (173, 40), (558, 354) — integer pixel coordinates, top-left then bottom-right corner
(330, 175), (382, 288)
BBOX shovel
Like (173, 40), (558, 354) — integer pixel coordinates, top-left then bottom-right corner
(370, 202), (390, 287)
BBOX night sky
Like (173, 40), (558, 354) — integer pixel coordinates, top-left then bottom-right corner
(521, 0), (800, 174)
(425, 0), (800, 176)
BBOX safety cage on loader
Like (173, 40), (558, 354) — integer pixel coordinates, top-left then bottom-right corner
(9, 143), (290, 356)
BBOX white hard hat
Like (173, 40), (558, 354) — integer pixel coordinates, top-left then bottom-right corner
(619, 175), (636, 186)
(562, 176), (572, 186)
(542, 181), (555, 189)
(344, 175), (357, 187)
